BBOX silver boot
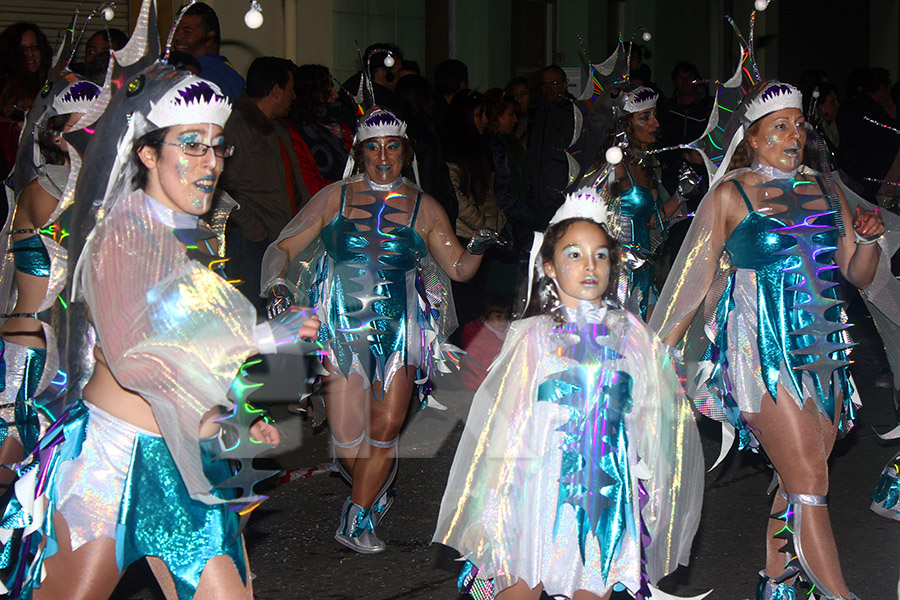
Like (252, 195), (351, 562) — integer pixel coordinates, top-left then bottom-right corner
(334, 497), (385, 554)
(756, 571), (796, 600)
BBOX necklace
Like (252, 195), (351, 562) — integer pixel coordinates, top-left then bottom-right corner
(751, 161), (798, 180)
(364, 174), (403, 191)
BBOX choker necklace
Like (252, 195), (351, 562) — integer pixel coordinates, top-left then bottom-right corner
(751, 161), (798, 180)
(364, 174), (403, 191)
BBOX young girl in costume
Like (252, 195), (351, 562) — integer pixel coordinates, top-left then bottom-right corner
(433, 187), (704, 600)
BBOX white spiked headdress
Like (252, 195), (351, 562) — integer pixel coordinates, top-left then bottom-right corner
(51, 79), (101, 115)
(146, 76), (231, 129)
(355, 107), (408, 142)
(742, 81), (802, 127)
(622, 86), (658, 114)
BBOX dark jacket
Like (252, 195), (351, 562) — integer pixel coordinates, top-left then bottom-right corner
(527, 94), (577, 229)
(220, 95), (310, 242)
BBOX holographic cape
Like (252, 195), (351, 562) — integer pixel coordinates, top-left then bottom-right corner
(648, 167), (876, 463)
(261, 175), (458, 395)
(75, 190), (258, 503)
(434, 306), (703, 598)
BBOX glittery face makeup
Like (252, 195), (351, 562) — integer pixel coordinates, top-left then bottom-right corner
(144, 123), (225, 215)
(543, 221), (611, 310)
(630, 107), (659, 148)
(750, 108), (806, 172)
(362, 136), (404, 184)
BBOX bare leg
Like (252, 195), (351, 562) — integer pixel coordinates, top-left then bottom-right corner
(743, 385), (847, 597)
(323, 359), (367, 475)
(573, 590), (611, 600)
(0, 436), (24, 488)
(349, 368), (416, 508)
(495, 579), (544, 600)
(34, 513), (121, 600)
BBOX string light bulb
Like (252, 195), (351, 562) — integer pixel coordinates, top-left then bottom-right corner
(102, 6), (115, 20)
(754, 0), (769, 11)
(383, 54), (395, 68)
(244, 0), (263, 29)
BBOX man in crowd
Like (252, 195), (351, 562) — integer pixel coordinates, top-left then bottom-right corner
(173, 1), (244, 101)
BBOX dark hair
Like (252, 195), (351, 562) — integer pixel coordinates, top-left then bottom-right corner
(442, 89), (492, 205)
(401, 60), (420, 75)
(671, 61), (699, 81)
(480, 293), (513, 319)
(0, 22), (52, 82)
(350, 136), (415, 173)
(86, 28), (128, 52)
(488, 94), (517, 134)
(0, 74), (41, 119)
(435, 59), (468, 96)
(36, 113), (70, 166)
(246, 57), (295, 99)
(364, 43), (403, 82)
(591, 112), (640, 172)
(394, 74), (433, 122)
(522, 218), (620, 318)
(132, 127), (169, 189)
(292, 64), (332, 123)
(862, 67), (891, 94)
(726, 120), (762, 171)
(802, 81), (839, 118)
(182, 1), (221, 49)
(541, 64), (566, 83)
(167, 50), (202, 74)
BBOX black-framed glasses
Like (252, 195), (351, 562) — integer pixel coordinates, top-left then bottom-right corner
(161, 141), (234, 158)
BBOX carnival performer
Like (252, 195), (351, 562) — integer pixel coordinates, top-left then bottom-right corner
(433, 187), (704, 600)
(0, 70), (100, 477)
(578, 84), (685, 320)
(650, 81), (884, 600)
(261, 107), (501, 554)
(0, 58), (320, 598)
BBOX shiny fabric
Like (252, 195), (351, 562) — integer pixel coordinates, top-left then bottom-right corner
(871, 453), (900, 520)
(434, 307), (703, 598)
(10, 236), (50, 278)
(79, 190), (258, 503)
(319, 184), (427, 392)
(0, 340), (48, 454)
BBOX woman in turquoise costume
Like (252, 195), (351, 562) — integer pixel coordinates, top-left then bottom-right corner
(433, 187), (704, 600)
(0, 69), (99, 478)
(262, 107), (499, 553)
(0, 22), (320, 597)
(578, 85), (685, 320)
(650, 81), (885, 600)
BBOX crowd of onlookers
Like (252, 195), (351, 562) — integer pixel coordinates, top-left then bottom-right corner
(2, 4), (899, 386)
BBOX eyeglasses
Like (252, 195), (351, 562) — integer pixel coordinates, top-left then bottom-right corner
(161, 141), (234, 158)
(540, 80), (564, 87)
(20, 44), (40, 55)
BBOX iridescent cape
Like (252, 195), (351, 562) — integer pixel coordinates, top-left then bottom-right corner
(434, 308), (703, 596)
(80, 190), (258, 503)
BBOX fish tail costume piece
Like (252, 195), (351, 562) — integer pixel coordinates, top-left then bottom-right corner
(0, 14), (102, 453)
(0, 2), (283, 596)
(261, 108), (458, 403)
(434, 187), (705, 600)
(575, 80), (672, 321)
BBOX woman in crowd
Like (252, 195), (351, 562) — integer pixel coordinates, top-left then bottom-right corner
(580, 84), (682, 320)
(3, 66), (318, 599)
(435, 187), (703, 600)
(650, 80), (883, 600)
(288, 64), (352, 196)
(0, 23), (51, 95)
(504, 76), (531, 148)
(261, 107), (501, 554)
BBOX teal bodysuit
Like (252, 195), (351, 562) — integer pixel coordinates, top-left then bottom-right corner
(320, 183), (427, 395)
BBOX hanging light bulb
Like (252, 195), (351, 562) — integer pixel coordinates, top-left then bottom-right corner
(102, 5), (115, 21)
(383, 53), (395, 68)
(244, 0), (263, 29)
(754, 0), (769, 11)
(631, 26), (652, 43)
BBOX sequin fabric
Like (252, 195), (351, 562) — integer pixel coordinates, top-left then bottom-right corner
(80, 190), (258, 502)
(0, 341), (47, 453)
(434, 308), (703, 598)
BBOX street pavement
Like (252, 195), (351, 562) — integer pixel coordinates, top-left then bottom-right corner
(112, 311), (900, 600)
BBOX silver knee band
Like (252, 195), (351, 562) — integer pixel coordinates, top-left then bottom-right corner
(365, 434), (398, 449)
(332, 432), (365, 448)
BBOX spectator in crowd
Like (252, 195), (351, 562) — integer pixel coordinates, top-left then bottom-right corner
(400, 60), (420, 77)
(528, 64), (577, 229)
(838, 66), (900, 201)
(433, 58), (468, 126)
(394, 73), (458, 224)
(504, 76), (531, 147)
(220, 57), (309, 312)
(70, 28), (128, 82)
(172, 2), (245, 101)
(288, 64), (352, 196)
(0, 75), (40, 182)
(0, 23), (51, 95)
(342, 43), (403, 113)
(460, 294), (512, 390)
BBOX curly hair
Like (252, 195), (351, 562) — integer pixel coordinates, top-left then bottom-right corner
(522, 218), (621, 319)
(291, 64), (333, 124)
(726, 120), (762, 171)
(0, 23), (51, 82)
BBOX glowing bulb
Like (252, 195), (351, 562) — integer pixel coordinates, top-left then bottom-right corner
(606, 146), (623, 165)
(641, 31), (651, 42)
(383, 54), (395, 68)
(812, 88), (820, 99)
(102, 6), (115, 20)
(244, 5), (263, 28)
(754, 0), (768, 11)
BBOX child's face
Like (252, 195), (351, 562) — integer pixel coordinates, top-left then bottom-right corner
(543, 221), (610, 310)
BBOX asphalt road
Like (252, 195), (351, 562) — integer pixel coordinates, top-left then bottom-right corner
(111, 312), (900, 600)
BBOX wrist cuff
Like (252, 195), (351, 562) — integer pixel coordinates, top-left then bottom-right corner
(254, 321), (276, 355)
